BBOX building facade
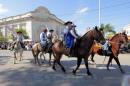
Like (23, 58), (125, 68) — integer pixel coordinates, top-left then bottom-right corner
(123, 24), (130, 40)
(0, 6), (65, 42)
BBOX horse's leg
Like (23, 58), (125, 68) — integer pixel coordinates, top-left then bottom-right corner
(107, 55), (113, 70)
(91, 53), (95, 63)
(36, 54), (41, 66)
(103, 56), (107, 64)
(72, 57), (82, 75)
(48, 52), (52, 65)
(19, 50), (23, 61)
(57, 59), (66, 73)
(14, 52), (17, 64)
(113, 56), (125, 73)
(54, 54), (65, 73)
(84, 56), (92, 76)
(40, 52), (46, 63)
(35, 51), (41, 66)
(52, 60), (56, 70)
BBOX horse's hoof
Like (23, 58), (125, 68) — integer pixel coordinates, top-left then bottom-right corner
(72, 70), (76, 75)
(62, 68), (66, 73)
(121, 69), (125, 74)
(106, 66), (110, 71)
(52, 66), (56, 71)
(38, 64), (41, 66)
(41, 61), (45, 63)
(87, 72), (92, 76)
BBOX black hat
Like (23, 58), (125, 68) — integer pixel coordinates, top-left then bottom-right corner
(64, 21), (72, 25)
(49, 29), (54, 32)
(72, 24), (76, 27)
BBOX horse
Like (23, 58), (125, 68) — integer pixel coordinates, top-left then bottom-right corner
(13, 41), (24, 64)
(51, 26), (105, 76)
(31, 42), (52, 65)
(90, 32), (128, 73)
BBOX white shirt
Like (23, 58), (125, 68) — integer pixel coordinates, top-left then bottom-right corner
(16, 34), (24, 42)
(103, 40), (109, 50)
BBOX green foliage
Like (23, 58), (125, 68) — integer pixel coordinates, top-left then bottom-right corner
(128, 43), (130, 49)
(100, 24), (116, 34)
(0, 31), (5, 41)
(15, 28), (29, 39)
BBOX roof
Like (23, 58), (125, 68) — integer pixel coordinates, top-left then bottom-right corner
(0, 6), (64, 24)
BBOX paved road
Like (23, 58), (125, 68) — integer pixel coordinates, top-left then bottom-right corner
(0, 50), (130, 86)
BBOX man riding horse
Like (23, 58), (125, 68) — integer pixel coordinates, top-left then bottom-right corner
(12, 31), (25, 50)
(40, 28), (55, 52)
(63, 21), (80, 56)
(40, 28), (48, 52)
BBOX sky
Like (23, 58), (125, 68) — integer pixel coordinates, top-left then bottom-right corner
(0, 0), (130, 34)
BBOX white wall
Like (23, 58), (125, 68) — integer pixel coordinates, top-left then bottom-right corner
(25, 21), (32, 39)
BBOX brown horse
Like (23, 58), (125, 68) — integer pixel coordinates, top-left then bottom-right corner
(52, 26), (105, 76)
(90, 32), (128, 73)
(31, 43), (52, 65)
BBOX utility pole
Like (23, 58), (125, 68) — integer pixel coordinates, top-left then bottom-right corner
(99, 0), (101, 28)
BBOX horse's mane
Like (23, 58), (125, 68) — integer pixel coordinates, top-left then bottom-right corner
(81, 29), (93, 38)
(110, 33), (120, 41)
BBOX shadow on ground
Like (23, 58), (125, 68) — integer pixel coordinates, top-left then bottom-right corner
(0, 57), (130, 86)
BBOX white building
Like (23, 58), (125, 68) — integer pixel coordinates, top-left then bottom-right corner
(123, 24), (130, 36)
(0, 6), (65, 42)
(123, 24), (130, 40)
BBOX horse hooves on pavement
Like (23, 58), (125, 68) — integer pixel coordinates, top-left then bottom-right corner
(87, 72), (92, 76)
(72, 70), (76, 75)
(52, 66), (56, 71)
(121, 69), (125, 74)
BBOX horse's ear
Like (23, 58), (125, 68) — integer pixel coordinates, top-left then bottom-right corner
(95, 26), (98, 31)
(122, 31), (126, 35)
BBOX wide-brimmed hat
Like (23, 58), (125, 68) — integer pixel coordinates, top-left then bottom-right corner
(64, 21), (72, 25)
(71, 24), (76, 27)
(49, 29), (54, 32)
(16, 31), (22, 33)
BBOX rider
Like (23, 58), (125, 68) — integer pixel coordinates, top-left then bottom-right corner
(16, 31), (25, 49)
(40, 28), (48, 51)
(47, 29), (54, 51)
(63, 21), (79, 55)
(102, 38), (111, 55)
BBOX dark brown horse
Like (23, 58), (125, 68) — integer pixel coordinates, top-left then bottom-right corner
(52, 26), (104, 76)
(90, 32), (128, 73)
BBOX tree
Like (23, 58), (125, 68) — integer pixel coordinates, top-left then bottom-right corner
(100, 24), (116, 39)
(15, 28), (29, 39)
(100, 24), (116, 34)
(0, 31), (4, 41)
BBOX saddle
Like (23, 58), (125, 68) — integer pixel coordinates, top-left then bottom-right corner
(65, 41), (79, 57)
(40, 42), (53, 53)
(102, 49), (112, 56)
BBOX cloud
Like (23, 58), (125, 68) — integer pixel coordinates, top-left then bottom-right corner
(0, 4), (8, 14)
(72, 7), (88, 22)
(76, 7), (88, 14)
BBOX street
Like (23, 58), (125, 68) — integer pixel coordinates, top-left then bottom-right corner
(0, 50), (130, 86)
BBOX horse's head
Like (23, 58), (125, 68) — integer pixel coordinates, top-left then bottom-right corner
(119, 32), (128, 44)
(14, 41), (22, 49)
(91, 26), (105, 42)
